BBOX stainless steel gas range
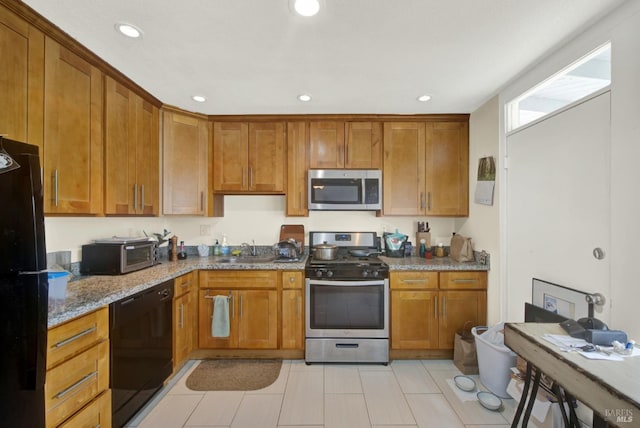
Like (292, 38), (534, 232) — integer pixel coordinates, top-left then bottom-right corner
(305, 231), (389, 364)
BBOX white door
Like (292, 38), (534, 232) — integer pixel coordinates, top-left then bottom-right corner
(505, 91), (611, 322)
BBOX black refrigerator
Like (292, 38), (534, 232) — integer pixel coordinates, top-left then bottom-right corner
(0, 137), (48, 427)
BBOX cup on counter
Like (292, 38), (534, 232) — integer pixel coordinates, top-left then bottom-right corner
(435, 244), (445, 257)
(425, 248), (433, 259)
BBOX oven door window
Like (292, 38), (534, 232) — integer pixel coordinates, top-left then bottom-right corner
(309, 283), (384, 329)
(310, 178), (362, 205)
(124, 245), (151, 267)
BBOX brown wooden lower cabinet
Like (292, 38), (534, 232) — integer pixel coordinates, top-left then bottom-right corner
(45, 307), (110, 428)
(281, 271), (304, 350)
(390, 271), (487, 353)
(173, 272), (197, 369)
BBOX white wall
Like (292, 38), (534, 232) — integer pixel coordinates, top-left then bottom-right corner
(45, 196), (457, 262)
(498, 0), (640, 340)
(456, 96), (502, 324)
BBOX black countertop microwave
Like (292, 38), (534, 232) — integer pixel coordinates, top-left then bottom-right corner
(81, 237), (159, 275)
(308, 169), (382, 211)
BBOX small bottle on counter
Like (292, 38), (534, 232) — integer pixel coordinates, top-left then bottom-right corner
(221, 235), (230, 256)
(178, 240), (187, 260)
(435, 243), (445, 257)
(419, 239), (426, 257)
(213, 239), (221, 256)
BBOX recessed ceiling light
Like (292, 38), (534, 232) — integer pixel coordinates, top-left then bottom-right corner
(297, 94), (312, 102)
(192, 95), (207, 103)
(417, 94), (432, 102)
(115, 22), (143, 38)
(293, 0), (320, 17)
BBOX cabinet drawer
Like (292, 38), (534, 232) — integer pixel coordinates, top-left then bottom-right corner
(199, 270), (277, 289)
(45, 340), (109, 428)
(282, 271), (303, 289)
(47, 307), (109, 370)
(57, 389), (111, 428)
(174, 271), (196, 295)
(439, 271), (487, 290)
(390, 272), (438, 290)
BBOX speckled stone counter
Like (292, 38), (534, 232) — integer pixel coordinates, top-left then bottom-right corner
(48, 255), (307, 328)
(380, 255), (489, 271)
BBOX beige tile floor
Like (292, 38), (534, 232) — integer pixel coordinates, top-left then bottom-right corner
(125, 359), (518, 428)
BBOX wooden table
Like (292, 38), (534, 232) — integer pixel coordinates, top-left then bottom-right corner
(504, 323), (640, 428)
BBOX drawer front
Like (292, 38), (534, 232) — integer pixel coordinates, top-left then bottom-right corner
(390, 272), (438, 290)
(57, 389), (111, 428)
(439, 271), (487, 290)
(46, 341), (109, 428)
(174, 271), (196, 295)
(199, 270), (277, 289)
(47, 307), (109, 370)
(281, 271), (303, 289)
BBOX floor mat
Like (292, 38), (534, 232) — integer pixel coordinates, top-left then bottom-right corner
(185, 359), (283, 391)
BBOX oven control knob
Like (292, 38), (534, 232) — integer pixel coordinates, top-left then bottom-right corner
(362, 270), (369, 277)
(372, 270), (379, 278)
(326, 270), (334, 278)
(315, 270), (323, 278)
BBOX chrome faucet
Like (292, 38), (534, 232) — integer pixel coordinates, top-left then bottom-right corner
(241, 240), (257, 256)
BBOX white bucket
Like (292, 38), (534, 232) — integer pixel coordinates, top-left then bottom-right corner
(472, 324), (517, 398)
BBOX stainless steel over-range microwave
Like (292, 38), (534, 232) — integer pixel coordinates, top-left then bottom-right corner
(308, 169), (382, 211)
(81, 237), (159, 275)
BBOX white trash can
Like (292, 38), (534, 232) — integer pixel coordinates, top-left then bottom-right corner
(472, 323), (517, 398)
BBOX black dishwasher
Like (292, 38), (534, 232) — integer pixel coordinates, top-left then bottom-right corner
(110, 280), (174, 428)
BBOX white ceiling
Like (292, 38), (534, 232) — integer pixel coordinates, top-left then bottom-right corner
(23, 0), (625, 115)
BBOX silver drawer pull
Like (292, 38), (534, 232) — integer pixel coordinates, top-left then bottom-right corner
(453, 279), (478, 284)
(401, 279), (429, 283)
(54, 326), (97, 348)
(55, 371), (97, 399)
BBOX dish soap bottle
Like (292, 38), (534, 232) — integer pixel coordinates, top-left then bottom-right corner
(221, 235), (230, 256)
(177, 241), (187, 259)
(213, 239), (221, 256)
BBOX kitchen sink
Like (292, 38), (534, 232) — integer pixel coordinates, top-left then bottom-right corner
(214, 256), (277, 264)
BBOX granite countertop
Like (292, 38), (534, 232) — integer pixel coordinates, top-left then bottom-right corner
(380, 255), (490, 271)
(49, 253), (488, 328)
(48, 255), (307, 328)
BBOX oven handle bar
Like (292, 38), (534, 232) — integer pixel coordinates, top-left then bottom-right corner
(307, 279), (386, 287)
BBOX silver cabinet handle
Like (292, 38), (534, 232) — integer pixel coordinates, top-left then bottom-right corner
(434, 296), (438, 319)
(453, 279), (478, 284)
(200, 191), (205, 212)
(54, 169), (59, 207)
(297, 295), (301, 319)
(442, 296), (446, 318)
(141, 184), (145, 211)
(53, 326), (97, 348)
(179, 303), (184, 328)
(428, 192), (432, 211)
(401, 278), (429, 284)
(289, 276), (296, 283)
(249, 167), (253, 189)
(420, 192), (425, 210)
(55, 371), (97, 399)
(240, 294), (244, 318)
(133, 184), (138, 211)
(230, 292), (235, 319)
(242, 167), (246, 188)
(346, 143), (350, 165)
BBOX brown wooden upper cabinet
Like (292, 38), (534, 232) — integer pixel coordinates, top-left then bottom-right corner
(162, 110), (209, 215)
(104, 76), (159, 215)
(383, 121), (468, 216)
(213, 122), (285, 193)
(286, 122), (309, 216)
(309, 121), (381, 169)
(0, 6), (44, 149)
(43, 37), (103, 215)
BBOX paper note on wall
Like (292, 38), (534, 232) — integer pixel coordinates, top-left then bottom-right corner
(474, 156), (495, 206)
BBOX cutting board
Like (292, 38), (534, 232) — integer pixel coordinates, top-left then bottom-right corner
(279, 224), (304, 251)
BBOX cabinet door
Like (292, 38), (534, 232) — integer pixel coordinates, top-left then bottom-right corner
(425, 121), (469, 216)
(43, 37), (103, 214)
(309, 121), (345, 168)
(213, 122), (249, 192)
(248, 122), (285, 192)
(237, 289), (278, 349)
(382, 122), (425, 215)
(0, 7), (43, 148)
(174, 289), (195, 367)
(391, 290), (438, 349)
(57, 389), (111, 428)
(198, 289), (238, 349)
(281, 271), (304, 350)
(104, 76), (136, 215)
(345, 122), (382, 169)
(135, 98), (159, 215)
(286, 122), (309, 216)
(163, 111), (208, 215)
(438, 290), (486, 349)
